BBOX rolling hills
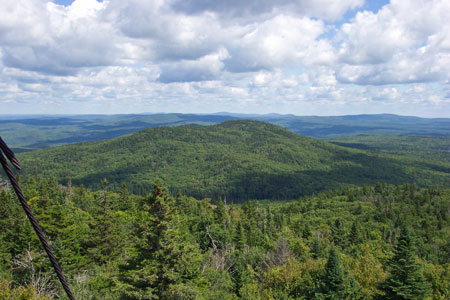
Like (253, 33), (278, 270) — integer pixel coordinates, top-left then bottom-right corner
(2, 113), (450, 152)
(330, 135), (450, 164)
(16, 120), (450, 201)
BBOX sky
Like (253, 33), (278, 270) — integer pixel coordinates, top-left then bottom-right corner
(0, 0), (449, 117)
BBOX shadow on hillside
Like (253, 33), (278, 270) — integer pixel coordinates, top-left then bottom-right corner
(64, 150), (450, 202)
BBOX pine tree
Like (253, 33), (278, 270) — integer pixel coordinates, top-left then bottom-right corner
(321, 247), (346, 298)
(382, 226), (431, 300)
(119, 183), (131, 211)
(214, 197), (226, 225)
(318, 247), (362, 299)
(87, 180), (116, 264)
(235, 221), (247, 251)
(350, 221), (361, 245)
(302, 222), (312, 239)
(311, 238), (322, 259)
(117, 179), (201, 299)
(331, 218), (346, 248)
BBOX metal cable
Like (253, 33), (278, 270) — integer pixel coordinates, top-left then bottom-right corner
(0, 137), (75, 300)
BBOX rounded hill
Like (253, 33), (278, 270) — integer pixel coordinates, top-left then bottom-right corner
(18, 120), (450, 200)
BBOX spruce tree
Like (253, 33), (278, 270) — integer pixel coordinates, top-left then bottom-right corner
(311, 238), (322, 259)
(302, 222), (312, 239)
(214, 197), (226, 225)
(235, 221), (247, 251)
(318, 247), (362, 299)
(350, 221), (361, 245)
(331, 218), (346, 248)
(117, 179), (201, 299)
(321, 247), (346, 298)
(382, 226), (431, 300)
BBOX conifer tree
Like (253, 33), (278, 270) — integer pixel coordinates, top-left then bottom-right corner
(214, 197), (226, 225)
(317, 247), (362, 299)
(87, 180), (116, 264)
(350, 221), (361, 245)
(302, 222), (312, 239)
(0, 190), (19, 263)
(321, 247), (345, 297)
(331, 218), (346, 248)
(382, 226), (431, 300)
(235, 221), (247, 251)
(119, 183), (131, 211)
(117, 179), (201, 299)
(266, 207), (273, 234)
(311, 238), (322, 259)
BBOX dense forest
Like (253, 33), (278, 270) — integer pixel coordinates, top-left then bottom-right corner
(2, 113), (449, 152)
(16, 121), (450, 200)
(330, 135), (450, 165)
(0, 177), (449, 299)
(1, 119), (450, 299)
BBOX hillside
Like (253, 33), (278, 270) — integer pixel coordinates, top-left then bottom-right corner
(0, 113), (239, 152)
(2, 113), (450, 152)
(15, 120), (450, 201)
(330, 135), (450, 165)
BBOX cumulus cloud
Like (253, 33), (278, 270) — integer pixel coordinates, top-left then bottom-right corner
(336, 0), (450, 85)
(224, 15), (334, 72)
(0, 0), (449, 116)
(106, 0), (226, 62)
(0, 0), (118, 75)
(158, 48), (229, 82)
(171, 0), (363, 22)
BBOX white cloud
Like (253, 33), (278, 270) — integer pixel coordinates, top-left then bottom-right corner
(336, 0), (450, 85)
(338, 0), (450, 64)
(0, 0), (449, 116)
(0, 0), (119, 75)
(171, 0), (363, 22)
(225, 15), (333, 72)
(158, 48), (229, 83)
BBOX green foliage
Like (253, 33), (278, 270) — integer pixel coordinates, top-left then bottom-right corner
(322, 248), (346, 296)
(381, 226), (431, 299)
(116, 179), (202, 299)
(316, 248), (362, 299)
(0, 277), (53, 300)
(0, 176), (448, 299)
(17, 121), (450, 201)
(2, 114), (450, 152)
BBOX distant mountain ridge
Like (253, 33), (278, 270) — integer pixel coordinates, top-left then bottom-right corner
(1, 113), (450, 152)
(17, 120), (450, 201)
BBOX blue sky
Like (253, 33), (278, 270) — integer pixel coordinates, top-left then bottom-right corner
(0, 0), (449, 117)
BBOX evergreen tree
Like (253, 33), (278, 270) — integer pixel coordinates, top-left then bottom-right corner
(317, 247), (362, 299)
(350, 221), (361, 245)
(234, 221), (247, 251)
(302, 222), (312, 239)
(117, 179), (201, 299)
(0, 190), (22, 263)
(214, 197), (226, 225)
(87, 180), (117, 264)
(321, 247), (345, 298)
(266, 207), (273, 234)
(311, 238), (322, 259)
(381, 226), (431, 300)
(118, 183), (132, 211)
(331, 218), (346, 248)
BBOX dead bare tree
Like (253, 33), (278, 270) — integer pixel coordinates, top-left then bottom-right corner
(11, 247), (59, 298)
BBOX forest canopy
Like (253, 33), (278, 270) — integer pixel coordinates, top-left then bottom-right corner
(0, 178), (449, 299)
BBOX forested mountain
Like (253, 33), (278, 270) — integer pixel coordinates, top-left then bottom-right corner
(2, 113), (449, 152)
(16, 120), (450, 201)
(0, 114), (240, 153)
(330, 135), (450, 164)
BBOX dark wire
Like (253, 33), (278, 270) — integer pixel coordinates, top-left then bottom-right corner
(0, 137), (75, 300)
